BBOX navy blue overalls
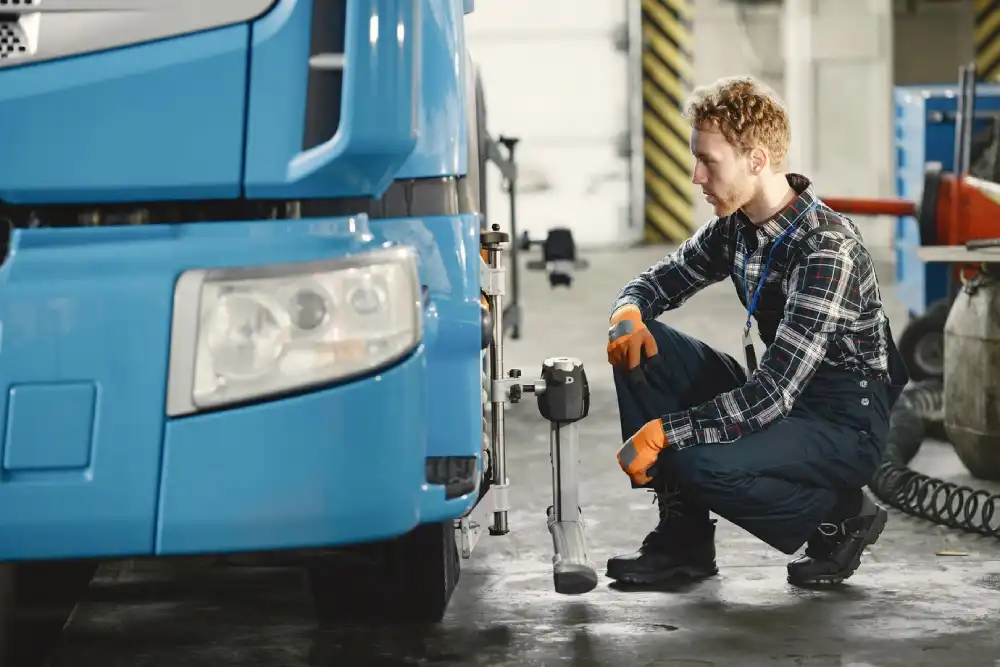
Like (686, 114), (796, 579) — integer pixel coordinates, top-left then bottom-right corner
(614, 224), (910, 555)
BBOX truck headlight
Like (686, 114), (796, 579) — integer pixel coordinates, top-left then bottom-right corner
(166, 247), (422, 416)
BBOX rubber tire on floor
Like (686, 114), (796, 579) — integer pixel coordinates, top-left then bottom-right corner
(897, 299), (950, 381)
(309, 519), (460, 625)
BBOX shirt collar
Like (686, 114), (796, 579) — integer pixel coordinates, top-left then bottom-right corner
(734, 173), (817, 240)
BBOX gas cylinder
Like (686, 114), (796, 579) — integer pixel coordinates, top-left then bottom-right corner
(943, 265), (1000, 480)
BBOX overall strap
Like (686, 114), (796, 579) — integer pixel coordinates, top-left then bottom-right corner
(795, 221), (910, 392)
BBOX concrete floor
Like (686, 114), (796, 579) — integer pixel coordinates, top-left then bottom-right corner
(50, 246), (1000, 667)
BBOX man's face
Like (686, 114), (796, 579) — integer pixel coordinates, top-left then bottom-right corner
(689, 127), (756, 217)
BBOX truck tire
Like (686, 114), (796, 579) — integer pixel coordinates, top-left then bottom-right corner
(309, 519), (460, 625)
(898, 299), (950, 381)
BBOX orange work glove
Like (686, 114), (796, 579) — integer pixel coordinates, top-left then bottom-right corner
(616, 419), (668, 485)
(607, 305), (658, 370)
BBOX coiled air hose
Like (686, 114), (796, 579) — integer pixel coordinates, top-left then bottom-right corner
(868, 379), (1000, 538)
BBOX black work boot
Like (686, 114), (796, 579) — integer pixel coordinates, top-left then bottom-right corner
(606, 487), (718, 585)
(787, 492), (888, 586)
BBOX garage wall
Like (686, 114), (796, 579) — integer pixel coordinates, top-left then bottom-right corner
(894, 0), (973, 86)
(691, 0), (784, 230)
(464, 1), (635, 250)
(693, 0), (974, 258)
(463, 0), (975, 252)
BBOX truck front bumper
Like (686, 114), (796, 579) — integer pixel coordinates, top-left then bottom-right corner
(157, 345), (477, 555)
(0, 214), (482, 561)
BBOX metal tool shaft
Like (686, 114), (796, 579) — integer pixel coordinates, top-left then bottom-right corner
(486, 245), (508, 535)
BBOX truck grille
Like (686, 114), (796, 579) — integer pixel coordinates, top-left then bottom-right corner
(0, 0), (38, 62)
(0, 17), (28, 60)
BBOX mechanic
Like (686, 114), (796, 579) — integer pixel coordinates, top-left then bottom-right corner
(606, 76), (910, 588)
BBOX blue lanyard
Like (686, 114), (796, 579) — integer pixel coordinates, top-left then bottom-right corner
(741, 202), (818, 333)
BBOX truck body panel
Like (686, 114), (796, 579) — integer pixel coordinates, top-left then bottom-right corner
(157, 346), (429, 554)
(244, 0), (421, 200)
(0, 211), (481, 560)
(0, 26), (249, 204)
(395, 0), (469, 180)
(0, 0), (485, 566)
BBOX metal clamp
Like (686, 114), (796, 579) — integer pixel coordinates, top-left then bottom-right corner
(490, 373), (544, 404)
(481, 258), (507, 297)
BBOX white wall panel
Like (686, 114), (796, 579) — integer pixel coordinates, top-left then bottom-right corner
(465, 0), (634, 249)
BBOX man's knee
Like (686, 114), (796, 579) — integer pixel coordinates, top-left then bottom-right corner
(644, 320), (693, 366)
(609, 320), (744, 441)
(609, 320), (690, 388)
(658, 445), (741, 498)
(645, 321), (746, 393)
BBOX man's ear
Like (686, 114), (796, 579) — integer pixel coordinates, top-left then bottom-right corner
(750, 147), (767, 174)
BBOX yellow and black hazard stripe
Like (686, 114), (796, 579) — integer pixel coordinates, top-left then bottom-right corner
(641, 0), (695, 244)
(976, 0), (1000, 81)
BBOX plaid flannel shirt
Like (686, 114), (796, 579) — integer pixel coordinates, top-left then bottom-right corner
(612, 174), (892, 450)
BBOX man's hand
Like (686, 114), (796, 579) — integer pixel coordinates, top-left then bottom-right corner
(607, 305), (658, 370)
(616, 418), (668, 485)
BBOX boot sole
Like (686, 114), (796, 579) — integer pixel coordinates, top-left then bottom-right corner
(606, 563), (719, 586)
(787, 507), (888, 587)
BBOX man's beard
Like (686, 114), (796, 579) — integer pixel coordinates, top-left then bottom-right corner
(711, 179), (755, 217)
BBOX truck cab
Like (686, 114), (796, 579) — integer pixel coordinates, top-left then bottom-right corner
(0, 0), (496, 634)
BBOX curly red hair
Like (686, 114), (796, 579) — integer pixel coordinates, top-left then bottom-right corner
(683, 76), (790, 168)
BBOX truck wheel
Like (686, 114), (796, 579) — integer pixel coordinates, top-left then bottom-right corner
(309, 520), (460, 625)
(898, 299), (950, 380)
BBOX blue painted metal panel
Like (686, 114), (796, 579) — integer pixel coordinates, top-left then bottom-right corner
(0, 0), (484, 560)
(893, 87), (940, 318)
(0, 216), (383, 560)
(4, 383), (97, 472)
(372, 213), (482, 523)
(395, 0), (468, 180)
(0, 211), (481, 559)
(2, 0), (470, 203)
(243, 0), (422, 199)
(0, 230), (175, 560)
(893, 84), (1000, 316)
(0, 27), (249, 205)
(158, 215), (483, 553)
(157, 349), (431, 554)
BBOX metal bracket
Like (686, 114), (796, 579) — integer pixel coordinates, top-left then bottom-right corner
(489, 376), (544, 404)
(481, 258), (507, 296)
(455, 481), (510, 559)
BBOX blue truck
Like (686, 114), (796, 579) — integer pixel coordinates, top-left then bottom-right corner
(0, 0), (598, 647)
